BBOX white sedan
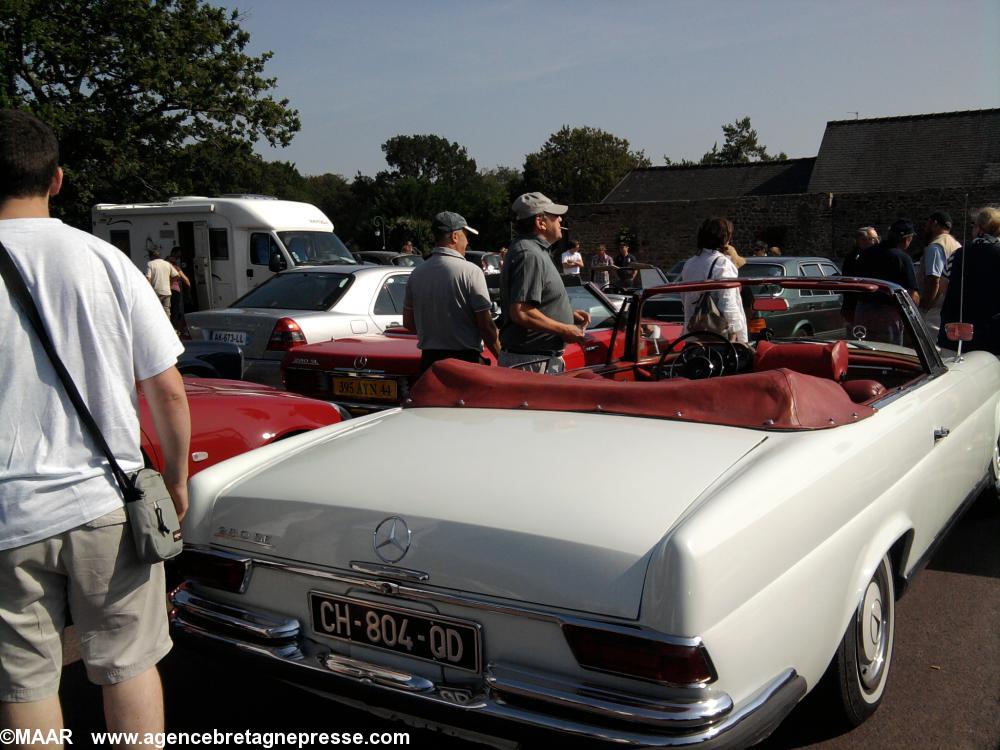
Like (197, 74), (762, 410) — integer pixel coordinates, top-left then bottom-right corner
(172, 276), (1000, 747)
(186, 264), (411, 387)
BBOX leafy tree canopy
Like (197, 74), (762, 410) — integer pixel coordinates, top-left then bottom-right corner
(381, 134), (477, 183)
(523, 126), (651, 204)
(1, 0), (300, 226)
(664, 117), (786, 166)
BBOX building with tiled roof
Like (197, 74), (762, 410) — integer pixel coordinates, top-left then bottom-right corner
(808, 109), (1000, 194)
(603, 158), (815, 203)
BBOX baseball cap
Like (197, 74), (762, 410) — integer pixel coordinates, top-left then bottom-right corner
(928, 211), (952, 228)
(433, 211), (478, 235)
(511, 192), (568, 220)
(889, 218), (915, 236)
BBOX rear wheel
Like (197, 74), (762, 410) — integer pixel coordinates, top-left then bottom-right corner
(829, 554), (895, 726)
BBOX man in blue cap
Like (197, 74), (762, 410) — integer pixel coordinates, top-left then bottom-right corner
(403, 211), (500, 373)
(854, 219), (920, 304)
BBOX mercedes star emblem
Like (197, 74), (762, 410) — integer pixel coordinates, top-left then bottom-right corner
(373, 516), (411, 563)
(354, 355), (369, 369)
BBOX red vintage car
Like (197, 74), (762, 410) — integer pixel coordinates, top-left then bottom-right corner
(281, 283), (683, 412)
(139, 378), (346, 477)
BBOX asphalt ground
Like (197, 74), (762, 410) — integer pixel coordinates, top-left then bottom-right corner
(59, 494), (999, 749)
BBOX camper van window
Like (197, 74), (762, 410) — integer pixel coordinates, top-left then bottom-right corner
(109, 230), (130, 256)
(277, 231), (354, 265)
(250, 233), (279, 265)
(209, 228), (229, 260)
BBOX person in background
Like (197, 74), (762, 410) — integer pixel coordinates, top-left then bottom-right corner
(591, 244), (613, 287)
(938, 207), (1000, 354)
(0, 108), (190, 748)
(145, 247), (177, 318)
(167, 249), (190, 332)
(854, 219), (920, 304)
(750, 240), (768, 257)
(400, 240), (417, 255)
(499, 192), (591, 374)
(842, 226), (879, 277)
(403, 211), (499, 373)
(614, 241), (637, 285)
(768, 246), (782, 256)
(918, 211), (961, 335)
(680, 217), (748, 343)
(561, 239), (584, 276)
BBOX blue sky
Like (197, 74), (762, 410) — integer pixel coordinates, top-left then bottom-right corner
(222, 0), (1000, 178)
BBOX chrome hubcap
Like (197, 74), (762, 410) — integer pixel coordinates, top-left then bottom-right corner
(992, 440), (1000, 494)
(856, 567), (890, 691)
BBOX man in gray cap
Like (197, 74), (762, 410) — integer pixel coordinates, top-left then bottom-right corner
(498, 192), (590, 373)
(403, 211), (500, 373)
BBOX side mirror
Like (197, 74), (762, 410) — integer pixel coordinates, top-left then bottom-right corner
(945, 322), (974, 342)
(269, 252), (288, 273)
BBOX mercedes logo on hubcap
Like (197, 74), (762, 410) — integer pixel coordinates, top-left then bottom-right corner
(373, 516), (411, 563)
(354, 355), (369, 369)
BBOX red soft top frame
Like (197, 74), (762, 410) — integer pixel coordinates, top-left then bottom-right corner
(407, 360), (875, 431)
(642, 278), (884, 301)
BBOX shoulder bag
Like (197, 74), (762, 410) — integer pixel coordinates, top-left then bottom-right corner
(0, 241), (182, 563)
(687, 256), (730, 336)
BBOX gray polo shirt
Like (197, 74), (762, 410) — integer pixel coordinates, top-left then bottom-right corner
(404, 247), (492, 352)
(499, 234), (573, 352)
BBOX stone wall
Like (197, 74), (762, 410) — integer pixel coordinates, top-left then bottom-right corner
(566, 183), (1000, 272)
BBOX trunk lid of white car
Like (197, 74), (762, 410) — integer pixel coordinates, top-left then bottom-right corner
(206, 408), (765, 619)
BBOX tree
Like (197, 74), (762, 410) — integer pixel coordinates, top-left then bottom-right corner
(381, 134), (477, 183)
(522, 126), (651, 204)
(1, 0), (300, 226)
(698, 117), (787, 165)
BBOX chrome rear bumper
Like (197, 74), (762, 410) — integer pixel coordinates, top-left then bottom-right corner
(171, 587), (805, 748)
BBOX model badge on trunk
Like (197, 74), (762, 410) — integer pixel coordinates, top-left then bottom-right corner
(373, 516), (411, 563)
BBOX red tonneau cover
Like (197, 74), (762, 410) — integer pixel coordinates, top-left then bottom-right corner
(407, 360), (875, 430)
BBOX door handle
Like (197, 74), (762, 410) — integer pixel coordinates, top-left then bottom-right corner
(934, 427), (950, 442)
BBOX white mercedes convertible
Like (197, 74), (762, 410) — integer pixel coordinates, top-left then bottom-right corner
(172, 276), (1000, 748)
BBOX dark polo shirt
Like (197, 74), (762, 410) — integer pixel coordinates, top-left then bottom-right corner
(854, 243), (918, 291)
(499, 233), (573, 352)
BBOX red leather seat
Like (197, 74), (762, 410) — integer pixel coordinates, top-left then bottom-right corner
(754, 340), (848, 381)
(842, 379), (887, 403)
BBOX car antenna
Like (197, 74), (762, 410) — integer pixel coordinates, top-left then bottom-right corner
(954, 192), (969, 363)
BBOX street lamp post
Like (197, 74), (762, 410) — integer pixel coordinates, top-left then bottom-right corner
(373, 216), (387, 251)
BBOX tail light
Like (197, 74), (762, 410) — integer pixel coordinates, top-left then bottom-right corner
(175, 548), (252, 593)
(562, 624), (715, 685)
(267, 317), (306, 351)
(748, 316), (767, 333)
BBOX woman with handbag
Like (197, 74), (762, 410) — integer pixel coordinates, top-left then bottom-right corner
(679, 217), (748, 343)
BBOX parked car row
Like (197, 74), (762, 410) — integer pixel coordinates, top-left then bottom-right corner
(170, 274), (1000, 748)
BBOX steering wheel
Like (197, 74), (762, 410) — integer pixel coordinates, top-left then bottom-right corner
(653, 331), (737, 381)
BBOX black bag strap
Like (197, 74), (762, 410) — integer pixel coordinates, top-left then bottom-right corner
(0, 240), (135, 500)
(695, 256), (724, 306)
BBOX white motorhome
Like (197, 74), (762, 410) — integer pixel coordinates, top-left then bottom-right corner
(91, 195), (354, 310)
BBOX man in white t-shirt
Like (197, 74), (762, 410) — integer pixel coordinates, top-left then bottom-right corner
(0, 109), (190, 742)
(560, 239), (584, 275)
(146, 248), (178, 317)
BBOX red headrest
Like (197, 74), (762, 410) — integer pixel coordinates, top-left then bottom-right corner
(754, 340), (848, 381)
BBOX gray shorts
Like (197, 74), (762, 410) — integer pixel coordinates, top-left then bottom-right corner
(0, 508), (172, 701)
(498, 351), (566, 374)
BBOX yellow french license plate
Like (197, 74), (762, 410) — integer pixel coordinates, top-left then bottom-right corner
(331, 377), (398, 401)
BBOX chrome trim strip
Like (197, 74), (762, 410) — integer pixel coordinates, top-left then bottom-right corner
(486, 665), (732, 728)
(173, 588), (299, 640)
(349, 561), (430, 582)
(171, 601), (804, 746)
(193, 547), (708, 654)
(323, 654), (434, 693)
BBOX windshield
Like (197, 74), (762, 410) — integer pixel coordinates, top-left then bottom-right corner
(566, 285), (616, 329)
(278, 231), (354, 265)
(234, 271), (353, 310)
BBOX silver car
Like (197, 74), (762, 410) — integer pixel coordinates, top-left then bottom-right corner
(186, 265), (412, 387)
